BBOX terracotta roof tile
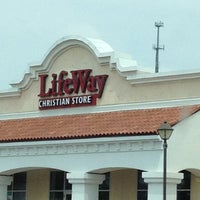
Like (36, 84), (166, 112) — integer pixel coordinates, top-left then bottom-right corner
(0, 105), (200, 142)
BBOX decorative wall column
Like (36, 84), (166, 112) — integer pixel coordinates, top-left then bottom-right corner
(0, 175), (13, 200)
(67, 172), (105, 200)
(142, 172), (183, 200)
(191, 174), (200, 200)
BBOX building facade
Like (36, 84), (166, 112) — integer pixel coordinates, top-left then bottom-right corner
(1, 36), (200, 200)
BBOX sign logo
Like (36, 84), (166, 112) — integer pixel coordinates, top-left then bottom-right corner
(38, 69), (108, 110)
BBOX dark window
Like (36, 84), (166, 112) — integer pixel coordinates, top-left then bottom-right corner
(177, 170), (191, 200)
(137, 170), (148, 200)
(99, 173), (110, 200)
(7, 172), (26, 200)
(50, 171), (71, 200)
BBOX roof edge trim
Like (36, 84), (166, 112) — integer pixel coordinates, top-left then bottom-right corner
(127, 69), (200, 84)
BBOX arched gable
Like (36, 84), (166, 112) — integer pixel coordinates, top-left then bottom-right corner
(10, 36), (137, 91)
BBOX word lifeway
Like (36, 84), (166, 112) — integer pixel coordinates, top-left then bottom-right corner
(38, 69), (108, 110)
(38, 69), (108, 98)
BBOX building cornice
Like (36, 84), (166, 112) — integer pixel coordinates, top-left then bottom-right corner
(0, 136), (161, 157)
(0, 88), (21, 98)
(127, 69), (200, 84)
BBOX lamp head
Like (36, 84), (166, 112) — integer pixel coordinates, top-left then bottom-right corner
(157, 121), (173, 140)
(155, 21), (164, 27)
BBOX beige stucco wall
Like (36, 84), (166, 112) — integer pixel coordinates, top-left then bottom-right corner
(0, 46), (123, 113)
(110, 169), (137, 200)
(191, 174), (200, 200)
(26, 169), (50, 200)
(1, 45), (200, 114)
(25, 169), (137, 200)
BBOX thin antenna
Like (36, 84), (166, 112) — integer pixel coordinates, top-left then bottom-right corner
(153, 21), (164, 73)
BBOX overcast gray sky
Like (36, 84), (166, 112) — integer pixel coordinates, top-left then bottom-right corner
(0, 0), (200, 90)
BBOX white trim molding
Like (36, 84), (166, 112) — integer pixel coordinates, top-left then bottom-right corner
(0, 136), (161, 157)
(127, 68), (200, 84)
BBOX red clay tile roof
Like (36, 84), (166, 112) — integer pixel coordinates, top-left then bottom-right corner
(0, 105), (200, 142)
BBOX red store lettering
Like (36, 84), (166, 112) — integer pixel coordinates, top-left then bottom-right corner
(38, 69), (108, 98)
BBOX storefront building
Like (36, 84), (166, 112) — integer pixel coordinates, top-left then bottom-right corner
(1, 36), (200, 200)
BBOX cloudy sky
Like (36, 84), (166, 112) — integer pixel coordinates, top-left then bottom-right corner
(0, 0), (199, 90)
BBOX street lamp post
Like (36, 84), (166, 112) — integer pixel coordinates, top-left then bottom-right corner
(157, 121), (174, 200)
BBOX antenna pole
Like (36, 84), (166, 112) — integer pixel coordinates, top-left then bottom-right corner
(154, 21), (164, 73)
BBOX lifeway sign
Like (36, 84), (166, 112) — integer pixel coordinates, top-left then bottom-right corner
(38, 69), (108, 110)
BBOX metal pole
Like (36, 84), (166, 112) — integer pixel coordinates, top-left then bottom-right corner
(155, 26), (160, 73)
(154, 21), (164, 73)
(163, 139), (167, 200)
